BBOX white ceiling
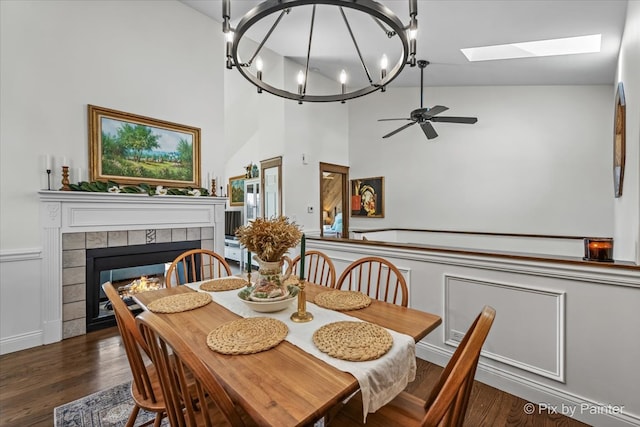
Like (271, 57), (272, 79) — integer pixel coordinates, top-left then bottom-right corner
(180, 0), (628, 88)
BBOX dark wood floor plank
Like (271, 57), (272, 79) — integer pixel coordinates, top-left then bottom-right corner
(0, 329), (590, 427)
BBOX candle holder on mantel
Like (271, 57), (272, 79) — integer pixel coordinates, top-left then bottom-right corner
(210, 179), (217, 196)
(46, 168), (52, 190)
(59, 166), (71, 191)
(291, 280), (313, 323)
(583, 238), (614, 262)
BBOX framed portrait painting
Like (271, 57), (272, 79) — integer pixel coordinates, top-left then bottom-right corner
(229, 175), (245, 206)
(351, 176), (384, 218)
(88, 105), (201, 187)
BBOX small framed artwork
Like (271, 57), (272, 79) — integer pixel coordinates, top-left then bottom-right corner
(613, 82), (626, 198)
(351, 176), (384, 218)
(88, 105), (201, 187)
(229, 175), (246, 206)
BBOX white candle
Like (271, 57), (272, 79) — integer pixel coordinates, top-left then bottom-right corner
(45, 155), (52, 170)
(61, 156), (68, 167)
(207, 172), (211, 187)
(76, 167), (83, 182)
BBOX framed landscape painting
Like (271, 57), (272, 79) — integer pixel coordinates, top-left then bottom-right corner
(229, 175), (245, 206)
(351, 176), (384, 218)
(88, 105), (201, 187)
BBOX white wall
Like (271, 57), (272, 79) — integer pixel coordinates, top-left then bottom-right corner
(614, 0), (640, 263)
(0, 0), (225, 352)
(0, 0), (224, 249)
(347, 84), (616, 240)
(282, 60), (350, 233)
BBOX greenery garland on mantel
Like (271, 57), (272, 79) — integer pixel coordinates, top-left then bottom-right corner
(68, 180), (210, 197)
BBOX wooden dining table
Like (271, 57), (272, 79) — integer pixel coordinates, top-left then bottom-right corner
(134, 282), (441, 426)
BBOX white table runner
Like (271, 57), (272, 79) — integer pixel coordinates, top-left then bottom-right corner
(186, 281), (416, 419)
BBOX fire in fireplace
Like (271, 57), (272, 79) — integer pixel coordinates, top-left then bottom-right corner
(85, 241), (201, 331)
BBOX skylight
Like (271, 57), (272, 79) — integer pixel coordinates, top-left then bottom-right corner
(460, 34), (601, 62)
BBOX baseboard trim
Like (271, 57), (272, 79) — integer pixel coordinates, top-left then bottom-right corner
(416, 342), (640, 427)
(0, 330), (43, 355)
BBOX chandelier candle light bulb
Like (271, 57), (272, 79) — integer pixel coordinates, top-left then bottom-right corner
(380, 54), (388, 91)
(256, 57), (263, 93)
(225, 31), (234, 68)
(340, 70), (347, 103)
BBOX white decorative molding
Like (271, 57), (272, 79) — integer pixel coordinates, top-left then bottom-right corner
(310, 239), (640, 288)
(38, 191), (228, 344)
(0, 248), (41, 262)
(444, 275), (565, 382)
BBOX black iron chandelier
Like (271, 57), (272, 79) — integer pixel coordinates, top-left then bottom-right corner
(222, 0), (418, 103)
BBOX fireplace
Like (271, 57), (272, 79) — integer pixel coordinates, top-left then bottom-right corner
(39, 191), (227, 344)
(85, 240), (201, 331)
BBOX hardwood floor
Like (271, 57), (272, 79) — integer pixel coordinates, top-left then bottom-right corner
(0, 327), (590, 427)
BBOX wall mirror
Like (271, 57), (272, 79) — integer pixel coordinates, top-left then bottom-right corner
(319, 162), (349, 238)
(261, 156), (282, 218)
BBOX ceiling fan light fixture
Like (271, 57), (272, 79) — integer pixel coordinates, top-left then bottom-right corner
(222, 0), (417, 103)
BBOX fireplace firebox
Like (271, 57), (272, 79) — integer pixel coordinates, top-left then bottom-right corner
(86, 241), (201, 331)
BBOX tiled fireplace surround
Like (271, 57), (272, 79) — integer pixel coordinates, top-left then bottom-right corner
(62, 226), (213, 338)
(39, 191), (227, 344)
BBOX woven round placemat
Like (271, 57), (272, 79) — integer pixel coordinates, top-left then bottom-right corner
(207, 317), (288, 355)
(200, 277), (248, 292)
(314, 290), (372, 311)
(147, 292), (212, 314)
(313, 321), (393, 362)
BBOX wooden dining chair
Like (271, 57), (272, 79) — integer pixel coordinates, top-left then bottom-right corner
(136, 311), (253, 427)
(335, 256), (408, 306)
(165, 249), (232, 287)
(329, 306), (496, 427)
(103, 282), (166, 427)
(288, 250), (337, 287)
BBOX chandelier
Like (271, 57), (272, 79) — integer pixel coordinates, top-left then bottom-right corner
(222, 0), (418, 103)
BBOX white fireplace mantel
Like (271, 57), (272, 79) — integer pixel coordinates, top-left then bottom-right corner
(39, 191), (228, 344)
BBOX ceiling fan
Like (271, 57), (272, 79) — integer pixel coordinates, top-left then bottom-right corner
(379, 60), (478, 140)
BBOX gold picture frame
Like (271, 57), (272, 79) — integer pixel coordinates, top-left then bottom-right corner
(88, 105), (201, 187)
(229, 175), (246, 206)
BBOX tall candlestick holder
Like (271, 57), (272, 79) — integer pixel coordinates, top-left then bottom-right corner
(210, 179), (217, 196)
(291, 280), (313, 323)
(46, 169), (52, 190)
(60, 166), (71, 191)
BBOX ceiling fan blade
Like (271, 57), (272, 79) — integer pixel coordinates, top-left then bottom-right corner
(378, 118), (412, 122)
(420, 121), (438, 139)
(382, 121), (417, 138)
(424, 105), (449, 118)
(430, 116), (478, 124)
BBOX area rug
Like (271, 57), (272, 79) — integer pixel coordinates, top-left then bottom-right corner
(54, 381), (168, 427)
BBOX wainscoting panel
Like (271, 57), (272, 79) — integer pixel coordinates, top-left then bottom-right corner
(0, 249), (43, 354)
(444, 275), (565, 382)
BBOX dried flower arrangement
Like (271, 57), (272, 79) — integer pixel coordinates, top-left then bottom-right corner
(236, 216), (302, 262)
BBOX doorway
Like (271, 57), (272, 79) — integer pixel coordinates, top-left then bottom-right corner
(319, 162), (349, 238)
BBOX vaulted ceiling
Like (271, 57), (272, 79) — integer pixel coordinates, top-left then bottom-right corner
(180, 0), (628, 88)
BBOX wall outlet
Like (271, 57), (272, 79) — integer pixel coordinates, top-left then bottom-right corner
(307, 206), (314, 213)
